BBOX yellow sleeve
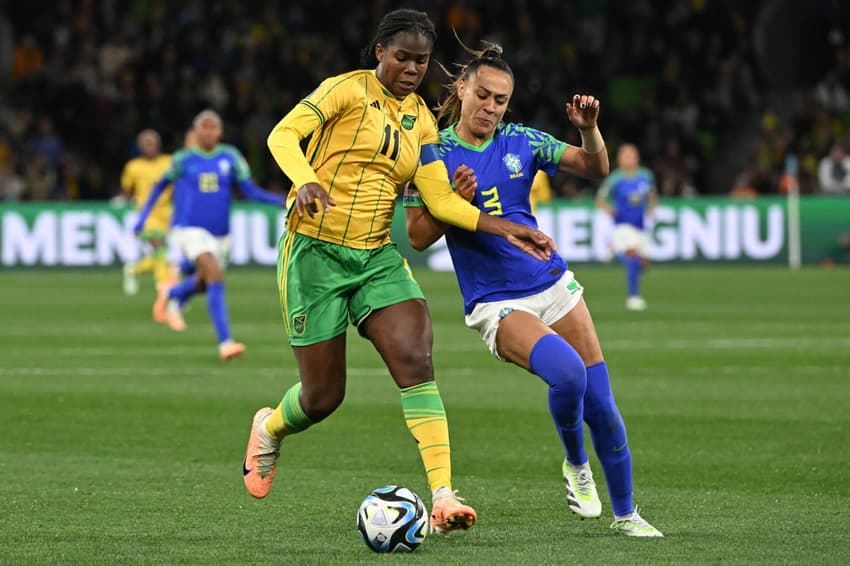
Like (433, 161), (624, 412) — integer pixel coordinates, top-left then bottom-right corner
(120, 162), (134, 195)
(411, 109), (480, 231)
(413, 160), (480, 232)
(267, 74), (355, 189)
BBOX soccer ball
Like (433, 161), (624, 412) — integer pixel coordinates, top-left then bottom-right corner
(356, 485), (428, 553)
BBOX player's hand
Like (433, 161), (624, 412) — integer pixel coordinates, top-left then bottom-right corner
(505, 224), (557, 262)
(453, 164), (477, 202)
(295, 182), (337, 218)
(566, 94), (600, 131)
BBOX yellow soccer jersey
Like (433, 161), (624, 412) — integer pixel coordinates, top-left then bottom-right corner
(530, 170), (553, 213)
(268, 70), (440, 249)
(121, 154), (172, 232)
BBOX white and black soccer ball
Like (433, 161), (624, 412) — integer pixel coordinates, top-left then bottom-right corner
(356, 485), (428, 553)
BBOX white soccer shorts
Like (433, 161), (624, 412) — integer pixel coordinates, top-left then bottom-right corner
(170, 227), (232, 268)
(611, 224), (649, 257)
(464, 270), (584, 361)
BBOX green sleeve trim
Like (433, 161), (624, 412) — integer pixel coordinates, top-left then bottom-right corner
(299, 100), (325, 124)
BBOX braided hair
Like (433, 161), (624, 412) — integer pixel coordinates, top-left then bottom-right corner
(359, 9), (437, 68)
(436, 39), (514, 127)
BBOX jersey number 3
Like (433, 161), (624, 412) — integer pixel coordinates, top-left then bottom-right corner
(480, 186), (503, 216)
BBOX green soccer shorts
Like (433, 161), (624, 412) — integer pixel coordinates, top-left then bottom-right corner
(277, 231), (425, 346)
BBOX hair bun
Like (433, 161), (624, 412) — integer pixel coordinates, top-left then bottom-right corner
(481, 45), (503, 59)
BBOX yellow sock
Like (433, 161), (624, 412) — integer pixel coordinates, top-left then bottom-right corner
(264, 382), (313, 441)
(401, 380), (452, 494)
(133, 256), (155, 275)
(152, 257), (171, 287)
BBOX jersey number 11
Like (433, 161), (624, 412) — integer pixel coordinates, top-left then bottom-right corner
(380, 125), (400, 161)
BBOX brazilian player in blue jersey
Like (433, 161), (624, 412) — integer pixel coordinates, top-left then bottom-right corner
(135, 110), (284, 361)
(404, 45), (663, 537)
(595, 144), (657, 311)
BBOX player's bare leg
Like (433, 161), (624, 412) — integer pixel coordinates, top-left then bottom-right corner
(243, 335), (347, 498)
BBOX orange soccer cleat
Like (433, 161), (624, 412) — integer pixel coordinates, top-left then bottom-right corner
(165, 302), (187, 332)
(430, 490), (478, 534)
(242, 407), (281, 498)
(219, 340), (246, 361)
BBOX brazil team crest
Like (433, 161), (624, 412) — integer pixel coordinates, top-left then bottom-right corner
(292, 314), (307, 335)
(503, 153), (522, 174)
(401, 114), (417, 130)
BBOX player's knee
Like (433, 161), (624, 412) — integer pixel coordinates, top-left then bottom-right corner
(391, 348), (434, 388)
(531, 335), (587, 397)
(300, 387), (345, 422)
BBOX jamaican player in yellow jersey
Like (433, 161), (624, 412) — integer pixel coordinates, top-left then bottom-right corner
(121, 129), (173, 321)
(242, 8), (555, 535)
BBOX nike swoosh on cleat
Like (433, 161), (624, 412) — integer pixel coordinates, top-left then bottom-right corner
(242, 459), (252, 476)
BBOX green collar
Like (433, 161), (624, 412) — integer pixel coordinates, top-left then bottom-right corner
(448, 123), (496, 152)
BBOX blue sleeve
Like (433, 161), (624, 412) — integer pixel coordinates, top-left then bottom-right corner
(237, 178), (283, 206)
(135, 177), (170, 227)
(519, 126), (567, 176)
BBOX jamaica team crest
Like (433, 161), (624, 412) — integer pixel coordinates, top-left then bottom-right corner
(292, 314), (307, 335)
(401, 114), (417, 130)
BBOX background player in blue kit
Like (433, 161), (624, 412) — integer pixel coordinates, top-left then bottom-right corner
(404, 44), (663, 537)
(595, 144), (658, 311)
(135, 110), (284, 361)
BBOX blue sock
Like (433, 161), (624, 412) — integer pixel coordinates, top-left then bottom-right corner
(179, 258), (196, 277)
(206, 281), (231, 344)
(169, 277), (200, 307)
(626, 256), (641, 297)
(584, 361), (633, 516)
(528, 334), (588, 466)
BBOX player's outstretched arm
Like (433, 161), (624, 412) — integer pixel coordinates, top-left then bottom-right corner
(414, 158), (555, 261)
(405, 165), (477, 250)
(133, 177), (168, 234)
(237, 178), (285, 207)
(559, 94), (610, 180)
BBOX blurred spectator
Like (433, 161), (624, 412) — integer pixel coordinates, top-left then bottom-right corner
(26, 117), (64, 169)
(814, 70), (849, 116)
(0, 0), (797, 201)
(0, 158), (25, 202)
(10, 33), (44, 86)
(818, 142), (850, 194)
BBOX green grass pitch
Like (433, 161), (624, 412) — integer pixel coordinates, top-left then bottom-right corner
(1, 265), (848, 564)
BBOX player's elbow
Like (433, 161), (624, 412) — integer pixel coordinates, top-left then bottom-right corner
(267, 126), (295, 154)
(596, 160), (610, 178)
(407, 228), (432, 251)
(587, 157), (609, 179)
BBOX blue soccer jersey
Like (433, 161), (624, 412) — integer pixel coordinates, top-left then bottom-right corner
(598, 167), (655, 229)
(141, 144), (281, 237)
(407, 123), (569, 314)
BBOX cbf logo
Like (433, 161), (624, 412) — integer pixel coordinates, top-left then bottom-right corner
(218, 158), (231, 175)
(629, 181), (650, 205)
(503, 153), (524, 179)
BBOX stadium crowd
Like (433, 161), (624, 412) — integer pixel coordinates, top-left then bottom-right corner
(0, 0), (848, 202)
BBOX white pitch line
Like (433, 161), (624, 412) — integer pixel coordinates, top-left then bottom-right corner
(434, 337), (850, 352)
(0, 367), (477, 377)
